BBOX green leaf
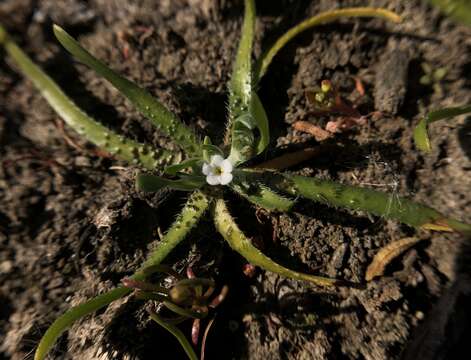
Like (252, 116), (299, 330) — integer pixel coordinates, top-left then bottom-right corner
(426, 0), (471, 27)
(34, 287), (132, 360)
(232, 182), (294, 212)
(148, 311), (198, 360)
(252, 93), (270, 154)
(35, 191), (209, 360)
(164, 158), (201, 176)
(231, 170), (294, 212)
(213, 199), (342, 287)
(0, 24), (176, 170)
(414, 104), (471, 152)
(53, 25), (201, 156)
(228, 0), (255, 119)
(136, 173), (205, 192)
(255, 7), (401, 81)
(282, 174), (471, 234)
(227, 0), (257, 165)
(136, 191), (210, 274)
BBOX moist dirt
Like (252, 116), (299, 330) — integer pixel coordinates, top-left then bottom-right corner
(1, 1), (471, 359)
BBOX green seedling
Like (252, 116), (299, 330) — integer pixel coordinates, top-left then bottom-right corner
(1, 2), (469, 359)
(420, 62), (448, 96)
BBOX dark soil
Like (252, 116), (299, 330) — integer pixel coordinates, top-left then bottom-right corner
(1, 0), (471, 359)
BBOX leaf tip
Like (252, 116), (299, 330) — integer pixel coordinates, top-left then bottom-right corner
(52, 23), (64, 37)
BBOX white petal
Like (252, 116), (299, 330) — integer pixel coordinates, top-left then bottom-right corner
(210, 154), (224, 167)
(220, 159), (233, 173)
(219, 172), (233, 185)
(206, 174), (221, 185)
(202, 163), (212, 175)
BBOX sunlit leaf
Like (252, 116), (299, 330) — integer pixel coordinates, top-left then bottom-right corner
(282, 174), (471, 234)
(255, 7), (401, 81)
(53, 25), (201, 156)
(0, 24), (176, 170)
(213, 198), (342, 287)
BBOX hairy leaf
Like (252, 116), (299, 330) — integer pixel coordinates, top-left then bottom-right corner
(164, 158), (201, 176)
(34, 192), (209, 360)
(283, 175), (471, 234)
(231, 170), (295, 211)
(213, 199), (342, 287)
(0, 24), (176, 170)
(53, 25), (201, 156)
(227, 0), (261, 165)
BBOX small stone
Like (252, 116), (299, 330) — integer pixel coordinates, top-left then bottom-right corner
(0, 260), (13, 274)
(415, 311), (425, 320)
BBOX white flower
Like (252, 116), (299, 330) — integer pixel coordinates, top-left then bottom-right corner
(202, 155), (233, 185)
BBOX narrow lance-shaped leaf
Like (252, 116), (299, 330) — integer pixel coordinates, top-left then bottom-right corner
(34, 191), (210, 360)
(281, 175), (471, 234)
(0, 24), (177, 170)
(252, 92), (270, 154)
(255, 7), (401, 81)
(148, 310), (198, 360)
(227, 0), (261, 165)
(414, 104), (471, 152)
(53, 25), (201, 156)
(213, 198), (343, 287)
(228, 0), (255, 116)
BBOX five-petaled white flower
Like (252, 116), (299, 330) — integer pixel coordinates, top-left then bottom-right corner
(202, 155), (233, 185)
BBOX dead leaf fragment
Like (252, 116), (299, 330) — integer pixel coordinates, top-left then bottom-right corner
(366, 237), (422, 281)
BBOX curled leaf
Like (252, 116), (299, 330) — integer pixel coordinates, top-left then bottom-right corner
(148, 310), (198, 360)
(366, 237), (421, 281)
(414, 104), (471, 152)
(255, 7), (401, 81)
(34, 287), (132, 360)
(213, 198), (342, 287)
